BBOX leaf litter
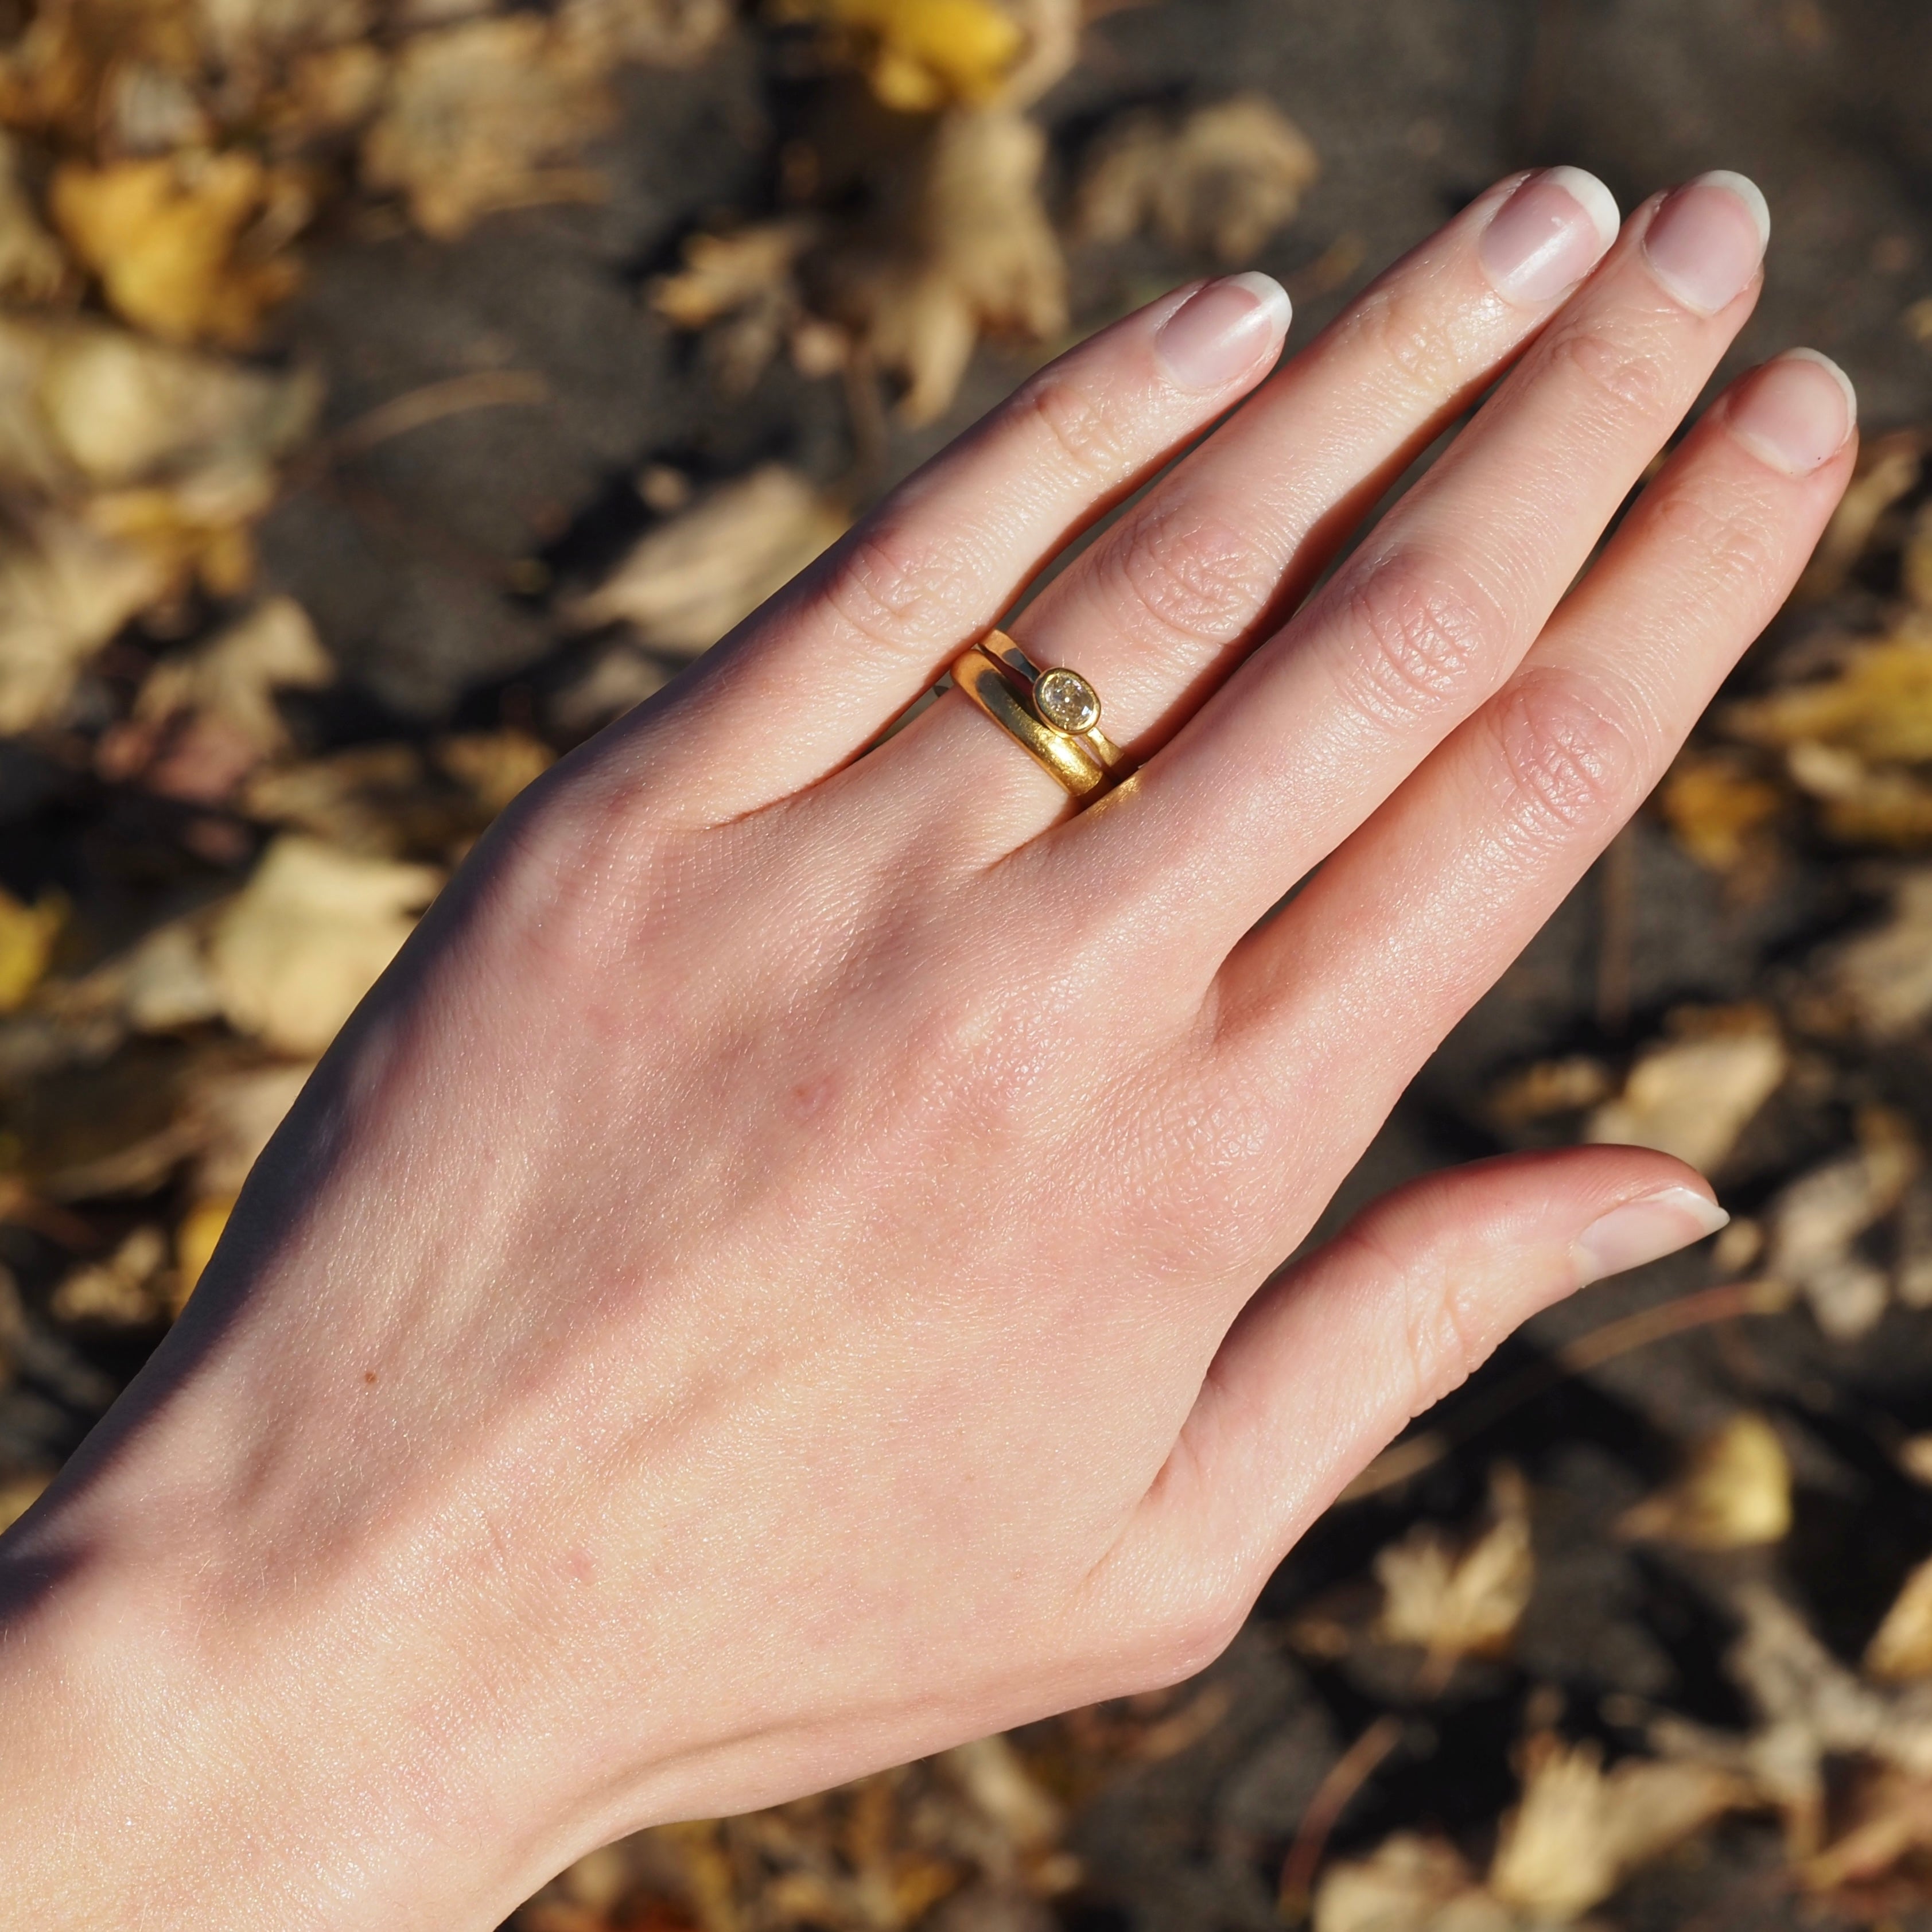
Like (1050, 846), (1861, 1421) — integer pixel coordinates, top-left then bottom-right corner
(0, 0), (1930, 1925)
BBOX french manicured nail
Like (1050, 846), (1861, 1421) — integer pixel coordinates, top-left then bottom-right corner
(1727, 348), (1857, 475)
(1643, 169), (1770, 314)
(1154, 273), (1292, 390)
(1479, 166), (1620, 305)
(1573, 1186), (1730, 1286)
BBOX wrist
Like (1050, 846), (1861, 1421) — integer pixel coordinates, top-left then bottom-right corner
(0, 1414), (567, 1931)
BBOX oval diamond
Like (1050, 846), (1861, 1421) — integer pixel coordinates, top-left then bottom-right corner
(1034, 666), (1101, 735)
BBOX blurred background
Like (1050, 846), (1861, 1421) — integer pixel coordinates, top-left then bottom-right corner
(2, 0), (1932, 1926)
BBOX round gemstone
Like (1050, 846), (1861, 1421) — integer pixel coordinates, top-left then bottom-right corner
(1034, 666), (1101, 735)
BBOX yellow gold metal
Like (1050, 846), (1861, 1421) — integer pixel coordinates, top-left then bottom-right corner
(983, 633), (1128, 773)
(950, 642), (1111, 798)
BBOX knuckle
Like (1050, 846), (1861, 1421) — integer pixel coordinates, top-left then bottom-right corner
(1483, 667), (1639, 846)
(1358, 278), (1481, 407)
(1649, 475), (1786, 595)
(1389, 1239), (1490, 1417)
(1017, 369), (1131, 483)
(1330, 556), (1499, 726)
(1544, 319), (1680, 430)
(1104, 504), (1270, 648)
(819, 515), (981, 656)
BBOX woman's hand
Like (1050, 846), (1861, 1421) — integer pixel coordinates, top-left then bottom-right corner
(1, 168), (1853, 1930)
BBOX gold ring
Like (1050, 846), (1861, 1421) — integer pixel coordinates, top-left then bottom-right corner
(948, 631), (1133, 803)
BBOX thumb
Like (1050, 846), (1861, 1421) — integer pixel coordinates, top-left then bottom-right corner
(1142, 1146), (1728, 1596)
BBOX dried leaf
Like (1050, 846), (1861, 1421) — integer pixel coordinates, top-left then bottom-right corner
(1312, 1834), (1505, 1932)
(650, 218), (818, 392)
(1657, 749), (1783, 873)
(186, 1059), (313, 1196)
(0, 501), (169, 732)
(1728, 631), (1932, 767)
(1803, 1762), (1932, 1891)
(1074, 95), (1318, 262)
(0, 886), (65, 1012)
(0, 134), (66, 302)
(207, 834), (441, 1053)
(50, 152), (306, 347)
(1762, 1117), (1918, 1339)
(1374, 1467), (1533, 1667)
(49, 1223), (169, 1324)
(434, 731), (554, 818)
(825, 107), (1065, 424)
(0, 1470), (50, 1533)
(566, 465), (849, 655)
(173, 1194), (233, 1311)
(547, 639), (675, 736)
(1812, 870), (1932, 1039)
(940, 1736), (1062, 1853)
(1654, 1585), (1932, 1856)
(555, 0), (733, 67)
(360, 17), (614, 239)
(1488, 1735), (1744, 1922)
(1795, 433), (1923, 600)
(1783, 737), (1932, 847)
(1485, 1055), (1610, 1130)
(0, 311), (320, 533)
(1618, 1414), (1793, 1549)
(790, 0), (1029, 111)
(1586, 1014), (1786, 1175)
(100, 596), (333, 802)
(1867, 1557), (1932, 1683)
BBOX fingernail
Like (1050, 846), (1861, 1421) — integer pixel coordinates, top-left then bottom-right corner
(1643, 169), (1770, 314)
(1727, 348), (1857, 475)
(1153, 272), (1292, 391)
(1479, 166), (1620, 306)
(1573, 1186), (1731, 1286)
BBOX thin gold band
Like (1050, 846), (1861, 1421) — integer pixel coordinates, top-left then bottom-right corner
(947, 632), (1133, 803)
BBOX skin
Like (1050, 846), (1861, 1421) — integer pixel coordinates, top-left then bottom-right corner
(0, 173), (1853, 1930)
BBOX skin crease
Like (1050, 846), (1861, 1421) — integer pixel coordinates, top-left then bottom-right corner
(0, 171), (1854, 1931)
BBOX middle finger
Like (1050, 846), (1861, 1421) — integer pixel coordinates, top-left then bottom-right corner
(861, 166), (1622, 830)
(1049, 171), (1772, 960)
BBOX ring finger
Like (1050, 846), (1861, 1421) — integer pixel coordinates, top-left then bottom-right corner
(858, 166), (1623, 837)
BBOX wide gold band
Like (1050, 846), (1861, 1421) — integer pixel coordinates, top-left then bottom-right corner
(948, 632), (1132, 803)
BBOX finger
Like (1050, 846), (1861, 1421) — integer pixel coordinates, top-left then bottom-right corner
(1046, 173), (1774, 958)
(598, 274), (1292, 819)
(863, 167), (1623, 836)
(1215, 348), (1856, 1190)
(1128, 1149), (1728, 1591)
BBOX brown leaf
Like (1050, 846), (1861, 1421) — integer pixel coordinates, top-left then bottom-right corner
(0, 134), (66, 302)
(786, 0), (1030, 111)
(1488, 1735), (1746, 1922)
(0, 885), (65, 1013)
(1657, 749), (1783, 874)
(1760, 1115), (1918, 1340)
(1374, 1467), (1533, 1669)
(566, 465), (849, 655)
(1810, 869), (1932, 1039)
(1312, 1834), (1505, 1932)
(1074, 95), (1318, 262)
(207, 834), (441, 1053)
(102, 596), (334, 803)
(1727, 628), (1932, 768)
(49, 1223), (169, 1325)
(555, 0), (734, 68)
(1584, 1008), (1785, 1175)
(1867, 1557), (1932, 1683)
(50, 153), (307, 347)
(0, 500), (169, 732)
(822, 107), (1066, 424)
(360, 17), (615, 239)
(1618, 1413), (1792, 1550)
